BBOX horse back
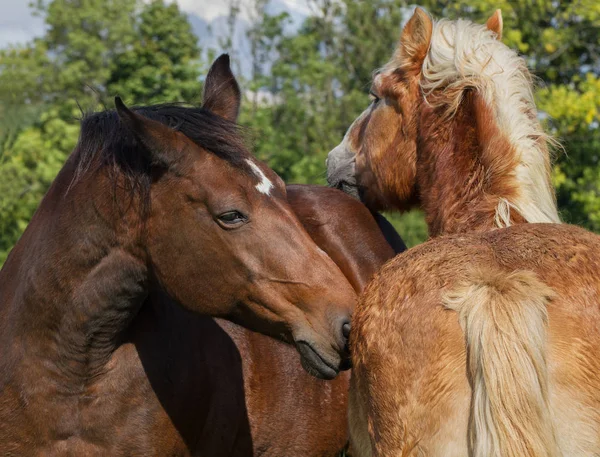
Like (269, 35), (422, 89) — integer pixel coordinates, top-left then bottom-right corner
(351, 223), (600, 456)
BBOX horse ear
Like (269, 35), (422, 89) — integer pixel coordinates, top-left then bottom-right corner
(202, 54), (241, 122)
(398, 7), (433, 72)
(115, 97), (180, 167)
(485, 9), (503, 40)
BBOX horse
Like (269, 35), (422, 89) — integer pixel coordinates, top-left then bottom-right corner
(287, 184), (406, 290)
(327, 9), (560, 236)
(327, 8), (600, 457)
(0, 54), (359, 455)
(141, 183), (402, 457)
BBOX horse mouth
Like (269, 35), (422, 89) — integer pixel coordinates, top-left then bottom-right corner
(296, 341), (340, 380)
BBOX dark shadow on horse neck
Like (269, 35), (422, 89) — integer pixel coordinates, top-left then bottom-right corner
(131, 290), (253, 455)
(372, 212), (407, 254)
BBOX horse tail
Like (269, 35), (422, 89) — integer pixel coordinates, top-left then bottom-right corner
(444, 269), (560, 457)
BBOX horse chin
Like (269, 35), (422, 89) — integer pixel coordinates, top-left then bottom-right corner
(335, 180), (360, 200)
(326, 147), (358, 199)
(296, 340), (340, 380)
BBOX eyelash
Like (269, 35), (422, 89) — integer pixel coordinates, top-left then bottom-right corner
(216, 210), (248, 229)
(369, 91), (380, 103)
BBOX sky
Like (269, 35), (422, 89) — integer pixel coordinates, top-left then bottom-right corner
(0, 0), (311, 48)
(0, 0), (45, 48)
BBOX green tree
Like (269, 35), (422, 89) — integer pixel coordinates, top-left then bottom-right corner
(241, 0), (404, 182)
(0, 0), (202, 266)
(31, 0), (138, 109)
(238, 0), (600, 245)
(538, 74), (600, 229)
(240, 1), (428, 243)
(0, 108), (80, 263)
(108, 0), (202, 104)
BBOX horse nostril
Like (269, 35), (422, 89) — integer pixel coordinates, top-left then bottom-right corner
(342, 322), (351, 339)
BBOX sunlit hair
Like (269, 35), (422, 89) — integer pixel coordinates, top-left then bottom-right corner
(419, 19), (560, 226)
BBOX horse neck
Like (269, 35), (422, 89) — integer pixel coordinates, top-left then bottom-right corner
(416, 91), (531, 236)
(286, 185), (397, 293)
(0, 158), (149, 382)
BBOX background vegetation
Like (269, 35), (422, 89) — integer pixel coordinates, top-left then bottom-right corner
(1, 0), (599, 265)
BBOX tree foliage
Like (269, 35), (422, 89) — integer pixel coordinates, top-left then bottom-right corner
(108, 0), (202, 104)
(0, 0), (201, 265)
(239, 0), (600, 245)
(1, 0), (599, 263)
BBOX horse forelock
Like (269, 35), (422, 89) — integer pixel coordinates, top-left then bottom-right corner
(406, 18), (560, 227)
(69, 104), (251, 210)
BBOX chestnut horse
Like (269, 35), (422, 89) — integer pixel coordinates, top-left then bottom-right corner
(328, 8), (600, 457)
(0, 55), (361, 455)
(327, 10), (560, 235)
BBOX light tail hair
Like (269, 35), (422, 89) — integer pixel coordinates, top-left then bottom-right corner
(444, 269), (560, 457)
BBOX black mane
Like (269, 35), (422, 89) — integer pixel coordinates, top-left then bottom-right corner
(72, 103), (250, 199)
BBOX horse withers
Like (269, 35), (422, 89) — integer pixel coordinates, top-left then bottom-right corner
(287, 184), (404, 291)
(0, 55), (357, 455)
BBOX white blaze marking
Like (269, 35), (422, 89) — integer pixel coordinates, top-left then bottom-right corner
(246, 159), (274, 195)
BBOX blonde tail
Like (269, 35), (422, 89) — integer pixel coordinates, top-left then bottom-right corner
(444, 269), (559, 457)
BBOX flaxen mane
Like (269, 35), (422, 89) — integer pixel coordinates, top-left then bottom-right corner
(419, 19), (560, 226)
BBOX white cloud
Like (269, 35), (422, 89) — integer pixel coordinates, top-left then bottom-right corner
(0, 0), (310, 48)
(168, 0), (231, 21)
(175, 0), (310, 21)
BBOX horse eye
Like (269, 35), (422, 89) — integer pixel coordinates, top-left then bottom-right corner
(369, 90), (380, 103)
(217, 210), (247, 227)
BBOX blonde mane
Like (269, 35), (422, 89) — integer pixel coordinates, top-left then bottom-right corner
(419, 19), (561, 226)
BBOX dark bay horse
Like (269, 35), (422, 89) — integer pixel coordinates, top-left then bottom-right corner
(140, 184), (401, 456)
(0, 55), (361, 455)
(287, 184), (405, 290)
